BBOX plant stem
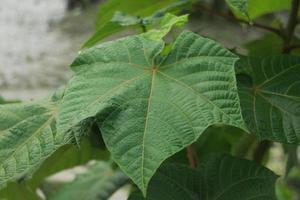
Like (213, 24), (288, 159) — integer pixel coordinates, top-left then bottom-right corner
(283, 0), (300, 53)
(253, 140), (272, 163)
(282, 0), (300, 178)
(187, 145), (197, 168)
(196, 4), (285, 38)
(285, 145), (298, 177)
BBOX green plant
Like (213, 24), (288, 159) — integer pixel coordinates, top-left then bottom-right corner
(1, 0), (300, 199)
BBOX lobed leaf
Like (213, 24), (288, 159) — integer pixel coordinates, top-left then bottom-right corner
(58, 31), (246, 194)
(237, 56), (300, 144)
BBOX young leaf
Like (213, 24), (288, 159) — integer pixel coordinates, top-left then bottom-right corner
(142, 13), (188, 41)
(58, 31), (247, 194)
(95, 0), (189, 28)
(129, 154), (278, 200)
(237, 56), (300, 144)
(51, 161), (128, 200)
(225, 0), (248, 16)
(83, 0), (190, 48)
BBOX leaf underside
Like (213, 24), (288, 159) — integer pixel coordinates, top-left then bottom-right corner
(58, 31), (246, 194)
(237, 56), (300, 144)
(129, 154), (278, 200)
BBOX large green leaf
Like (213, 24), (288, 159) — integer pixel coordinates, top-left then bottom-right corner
(237, 56), (300, 144)
(51, 161), (129, 200)
(58, 31), (246, 194)
(129, 154), (278, 199)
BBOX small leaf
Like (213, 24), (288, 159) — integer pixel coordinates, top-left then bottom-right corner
(142, 13), (188, 41)
(237, 56), (300, 144)
(129, 154), (278, 200)
(83, 0), (190, 48)
(226, 0), (248, 15)
(58, 31), (246, 194)
(111, 11), (142, 26)
(95, 0), (189, 28)
(51, 162), (129, 200)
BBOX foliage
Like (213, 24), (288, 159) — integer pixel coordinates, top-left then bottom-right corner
(237, 56), (300, 144)
(52, 161), (129, 200)
(1, 0), (300, 199)
(129, 154), (278, 200)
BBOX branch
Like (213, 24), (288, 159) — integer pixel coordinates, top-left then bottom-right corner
(285, 145), (299, 178)
(283, 44), (300, 52)
(253, 140), (272, 163)
(187, 145), (198, 168)
(283, 0), (300, 53)
(196, 4), (285, 38)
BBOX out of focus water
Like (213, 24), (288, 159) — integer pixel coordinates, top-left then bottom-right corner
(0, 0), (89, 100)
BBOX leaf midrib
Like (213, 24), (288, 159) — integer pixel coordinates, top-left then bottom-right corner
(141, 70), (156, 193)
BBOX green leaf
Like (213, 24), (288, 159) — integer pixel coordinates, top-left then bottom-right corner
(27, 136), (110, 189)
(244, 33), (283, 56)
(237, 56), (300, 144)
(51, 161), (129, 200)
(0, 101), (59, 188)
(0, 96), (4, 104)
(142, 13), (188, 41)
(96, 0), (188, 28)
(0, 88), (89, 188)
(247, 0), (290, 19)
(225, 0), (248, 15)
(232, 0), (291, 20)
(58, 31), (246, 194)
(129, 154), (278, 200)
(0, 182), (40, 200)
(83, 22), (134, 49)
(83, 0), (190, 48)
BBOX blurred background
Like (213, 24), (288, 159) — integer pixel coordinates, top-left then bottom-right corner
(0, 0), (264, 101)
